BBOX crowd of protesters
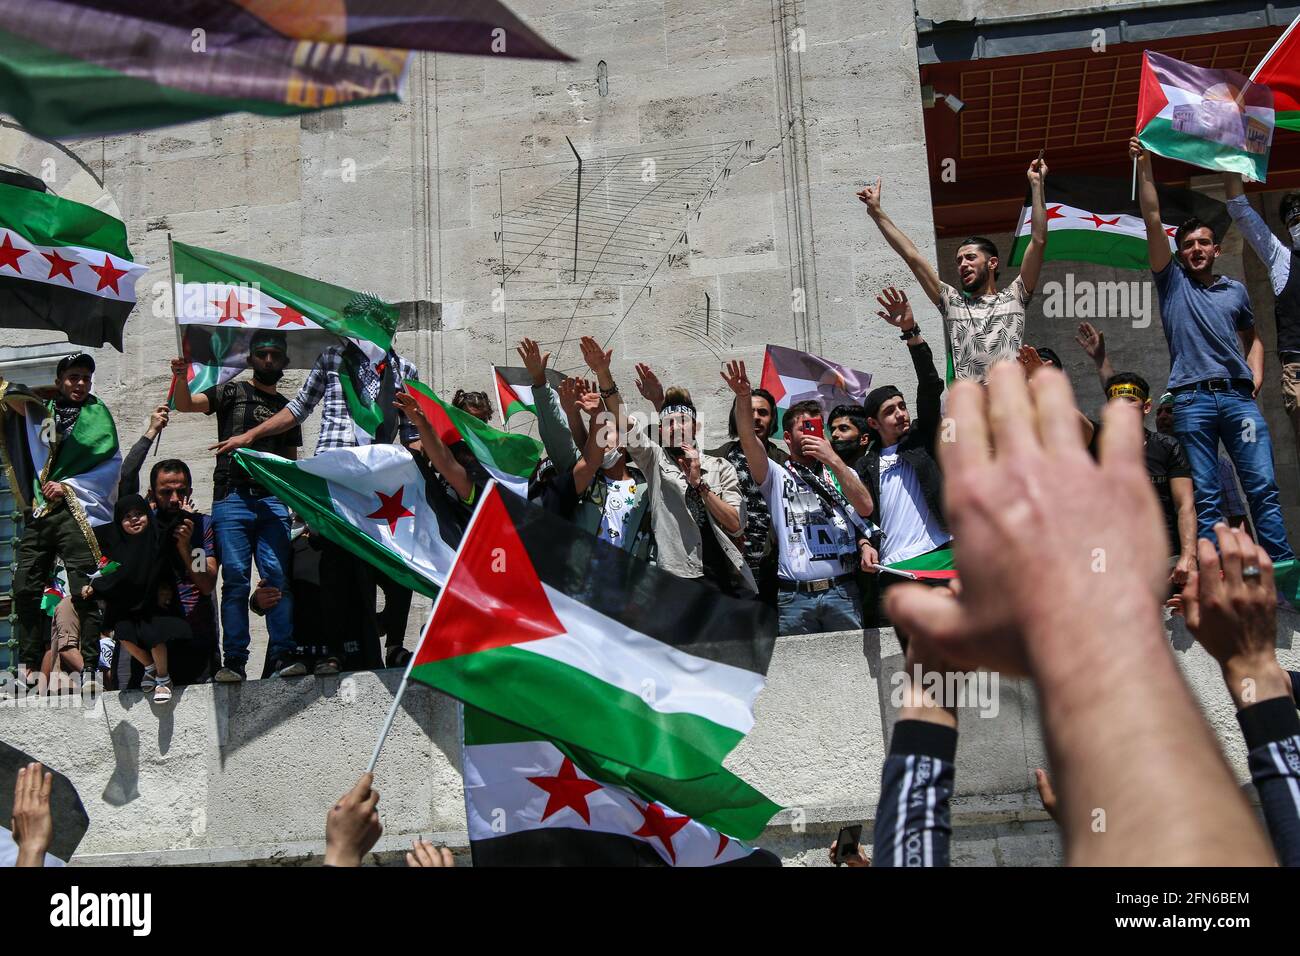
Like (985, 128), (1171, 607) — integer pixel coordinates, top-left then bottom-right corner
(7, 141), (1300, 869)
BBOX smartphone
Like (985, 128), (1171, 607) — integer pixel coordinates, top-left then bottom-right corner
(800, 418), (824, 439)
(663, 446), (683, 458)
(834, 824), (863, 865)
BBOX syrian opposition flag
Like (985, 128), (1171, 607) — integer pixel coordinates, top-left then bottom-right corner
(0, 180), (145, 351)
(407, 483), (781, 837)
(0, 0), (569, 139)
(759, 344), (873, 414)
(463, 706), (780, 866)
(402, 381), (542, 497)
(1009, 175), (1230, 271)
(494, 366), (565, 425)
(3, 387), (121, 531)
(1137, 51), (1274, 182)
(232, 444), (466, 598)
(0, 740), (90, 866)
(172, 240), (396, 398)
(1252, 14), (1300, 132)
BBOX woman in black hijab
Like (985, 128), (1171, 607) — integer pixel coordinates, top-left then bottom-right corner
(80, 494), (191, 702)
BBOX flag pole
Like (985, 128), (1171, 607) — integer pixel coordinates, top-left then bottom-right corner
(1130, 155), (1138, 202)
(156, 232), (183, 457)
(366, 475), (500, 774)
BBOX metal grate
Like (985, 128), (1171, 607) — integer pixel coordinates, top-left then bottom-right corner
(958, 37), (1281, 159)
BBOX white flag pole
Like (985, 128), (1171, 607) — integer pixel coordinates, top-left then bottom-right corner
(366, 477), (499, 774)
(1130, 155), (1138, 203)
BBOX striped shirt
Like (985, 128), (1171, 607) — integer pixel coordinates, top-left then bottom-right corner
(1238, 696), (1300, 866)
(285, 346), (420, 455)
(872, 720), (955, 867)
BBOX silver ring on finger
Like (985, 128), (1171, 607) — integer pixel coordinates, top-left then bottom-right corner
(1242, 565), (1262, 583)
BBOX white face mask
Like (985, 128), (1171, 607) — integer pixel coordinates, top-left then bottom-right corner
(601, 447), (623, 471)
(1289, 222), (1300, 249)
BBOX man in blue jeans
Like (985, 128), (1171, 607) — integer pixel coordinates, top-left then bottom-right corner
(169, 332), (303, 681)
(1131, 136), (1294, 566)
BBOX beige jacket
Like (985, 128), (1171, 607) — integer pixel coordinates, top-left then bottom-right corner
(625, 412), (756, 593)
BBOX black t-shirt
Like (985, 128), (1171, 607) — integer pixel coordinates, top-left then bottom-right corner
(205, 381), (303, 499)
(1088, 422), (1191, 555)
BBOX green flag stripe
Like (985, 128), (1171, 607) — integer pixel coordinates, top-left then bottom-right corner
(338, 363), (382, 438)
(233, 450), (439, 598)
(172, 241), (396, 351)
(889, 546), (955, 572)
(1009, 231), (1151, 270)
(1278, 111), (1300, 132)
(413, 645), (742, 781)
(0, 26), (328, 140)
(502, 398), (534, 422)
(406, 380), (541, 477)
(47, 398), (118, 482)
(0, 181), (131, 259)
(1139, 118), (1268, 182)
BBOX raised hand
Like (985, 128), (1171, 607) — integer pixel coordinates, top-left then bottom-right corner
(720, 359), (751, 396)
(169, 357), (188, 378)
(1016, 345), (1049, 380)
(579, 336), (613, 376)
(856, 175), (882, 215)
(875, 287), (914, 330)
(634, 362), (665, 411)
(393, 390), (427, 424)
(324, 773), (383, 867)
(1074, 322), (1105, 362)
(1027, 154), (1048, 188)
(1129, 135), (1146, 163)
(148, 405), (170, 436)
(577, 390), (603, 416)
(516, 337), (550, 387)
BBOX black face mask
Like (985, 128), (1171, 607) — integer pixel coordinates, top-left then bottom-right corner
(253, 366), (284, 385)
(831, 438), (863, 461)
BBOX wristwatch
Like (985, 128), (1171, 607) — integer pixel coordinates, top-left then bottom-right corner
(900, 324), (921, 341)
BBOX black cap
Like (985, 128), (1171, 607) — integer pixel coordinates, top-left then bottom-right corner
(863, 385), (903, 421)
(56, 353), (95, 377)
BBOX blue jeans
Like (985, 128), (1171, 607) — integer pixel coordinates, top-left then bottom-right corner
(1172, 386), (1295, 562)
(213, 490), (295, 666)
(777, 578), (863, 636)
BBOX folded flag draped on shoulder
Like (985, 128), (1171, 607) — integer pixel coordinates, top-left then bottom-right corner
(0, 179), (145, 351)
(1009, 175), (1230, 271)
(172, 240), (395, 407)
(1137, 50), (1274, 182)
(232, 444), (466, 598)
(1251, 13), (1300, 132)
(0, 739), (90, 866)
(463, 706), (780, 866)
(402, 381), (542, 497)
(0, 0), (570, 138)
(494, 366), (566, 426)
(759, 344), (872, 415)
(407, 482), (781, 839)
(0, 383), (120, 551)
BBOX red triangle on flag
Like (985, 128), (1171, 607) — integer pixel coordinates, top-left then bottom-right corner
(758, 348), (785, 406)
(412, 485), (565, 666)
(1135, 51), (1169, 132)
(404, 382), (462, 446)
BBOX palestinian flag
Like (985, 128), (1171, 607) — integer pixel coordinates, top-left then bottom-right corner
(464, 706), (781, 865)
(1009, 176), (1230, 271)
(0, 0), (569, 138)
(406, 482), (781, 837)
(759, 344), (873, 414)
(494, 366), (565, 425)
(402, 380), (542, 497)
(40, 567), (67, 617)
(0, 180), (145, 350)
(232, 444), (466, 598)
(885, 546), (957, 582)
(0, 740), (90, 866)
(1137, 50), (1274, 182)
(1254, 14), (1300, 132)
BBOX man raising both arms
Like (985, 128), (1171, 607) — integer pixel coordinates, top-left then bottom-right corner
(856, 155), (1048, 382)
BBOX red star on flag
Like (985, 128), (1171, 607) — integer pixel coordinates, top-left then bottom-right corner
(632, 801), (692, 864)
(90, 255), (129, 294)
(526, 757), (604, 824)
(211, 290), (248, 324)
(1081, 213), (1120, 228)
(42, 249), (77, 283)
(714, 832), (730, 859)
(366, 487), (414, 535)
(1165, 225), (1177, 238)
(1025, 204), (1066, 226)
(0, 232), (29, 273)
(271, 304), (307, 327)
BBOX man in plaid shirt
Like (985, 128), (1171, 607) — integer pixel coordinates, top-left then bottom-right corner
(211, 341), (422, 674)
